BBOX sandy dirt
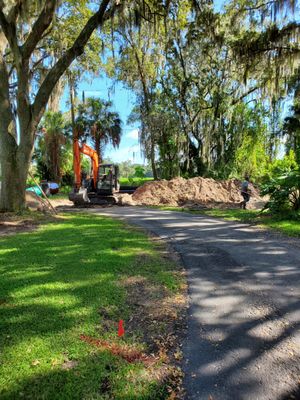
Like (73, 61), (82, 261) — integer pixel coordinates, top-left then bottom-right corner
(118, 177), (266, 210)
(0, 193), (62, 236)
(26, 191), (52, 212)
(23, 177), (267, 214)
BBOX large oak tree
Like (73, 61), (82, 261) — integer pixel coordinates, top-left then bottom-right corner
(0, 0), (117, 211)
(0, 0), (171, 211)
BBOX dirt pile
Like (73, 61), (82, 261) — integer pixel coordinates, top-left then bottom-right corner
(129, 177), (264, 209)
(116, 193), (137, 206)
(26, 191), (51, 212)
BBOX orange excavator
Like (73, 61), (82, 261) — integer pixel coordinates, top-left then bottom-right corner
(69, 132), (120, 205)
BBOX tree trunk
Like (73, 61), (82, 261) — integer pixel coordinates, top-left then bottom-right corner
(95, 136), (101, 163)
(48, 79), (64, 112)
(151, 155), (157, 179)
(150, 138), (158, 180)
(0, 128), (31, 212)
(0, 1), (112, 211)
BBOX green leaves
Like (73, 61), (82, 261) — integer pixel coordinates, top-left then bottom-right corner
(261, 167), (300, 212)
(74, 97), (122, 160)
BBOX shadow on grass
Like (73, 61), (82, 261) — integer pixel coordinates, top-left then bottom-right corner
(0, 214), (170, 399)
(87, 207), (300, 399)
(1, 351), (168, 400)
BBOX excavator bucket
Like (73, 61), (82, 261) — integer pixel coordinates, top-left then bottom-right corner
(69, 188), (90, 206)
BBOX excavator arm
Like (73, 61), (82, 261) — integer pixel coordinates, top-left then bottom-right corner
(81, 143), (99, 187)
(73, 137), (81, 189)
(73, 137), (99, 190)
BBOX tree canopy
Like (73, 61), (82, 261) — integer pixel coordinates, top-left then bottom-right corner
(1, 0), (300, 211)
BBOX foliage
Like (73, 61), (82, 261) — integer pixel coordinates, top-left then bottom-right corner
(117, 160), (136, 178)
(36, 111), (68, 182)
(262, 151), (298, 181)
(260, 150), (300, 212)
(283, 100), (300, 164)
(117, 161), (152, 179)
(104, 0), (296, 180)
(120, 177), (153, 187)
(230, 104), (270, 181)
(74, 97), (122, 161)
(134, 166), (145, 178)
(261, 168), (300, 212)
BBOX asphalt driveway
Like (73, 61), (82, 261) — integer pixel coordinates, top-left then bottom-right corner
(86, 207), (300, 400)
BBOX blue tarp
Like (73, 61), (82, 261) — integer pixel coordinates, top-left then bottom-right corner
(49, 182), (59, 190)
(26, 186), (42, 197)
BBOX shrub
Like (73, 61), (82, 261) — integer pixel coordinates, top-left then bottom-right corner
(261, 169), (300, 212)
(134, 166), (146, 178)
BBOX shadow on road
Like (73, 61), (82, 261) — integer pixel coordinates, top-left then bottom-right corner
(88, 208), (300, 400)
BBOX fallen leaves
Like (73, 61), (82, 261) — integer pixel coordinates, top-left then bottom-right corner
(174, 348), (183, 361)
(61, 360), (78, 370)
(80, 334), (159, 366)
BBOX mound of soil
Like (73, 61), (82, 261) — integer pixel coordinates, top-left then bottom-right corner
(26, 191), (51, 212)
(129, 177), (264, 209)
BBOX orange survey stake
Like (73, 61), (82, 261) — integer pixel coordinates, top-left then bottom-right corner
(118, 320), (125, 337)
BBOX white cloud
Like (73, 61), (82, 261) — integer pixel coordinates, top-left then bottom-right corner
(126, 129), (139, 140)
(105, 144), (144, 163)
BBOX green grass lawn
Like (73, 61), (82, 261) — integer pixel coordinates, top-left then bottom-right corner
(0, 213), (182, 399)
(151, 206), (300, 238)
(119, 178), (153, 187)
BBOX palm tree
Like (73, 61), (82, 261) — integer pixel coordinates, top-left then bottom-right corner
(39, 111), (66, 182)
(82, 98), (122, 162)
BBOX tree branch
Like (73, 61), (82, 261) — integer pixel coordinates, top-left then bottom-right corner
(0, 9), (14, 46)
(0, 8), (21, 65)
(21, 0), (57, 60)
(240, 1), (277, 12)
(0, 31), (16, 142)
(7, 1), (23, 23)
(231, 85), (260, 105)
(31, 53), (50, 71)
(32, 0), (113, 124)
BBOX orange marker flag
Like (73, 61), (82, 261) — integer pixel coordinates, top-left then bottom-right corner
(118, 320), (125, 337)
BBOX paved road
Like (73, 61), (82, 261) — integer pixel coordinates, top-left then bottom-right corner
(87, 207), (300, 400)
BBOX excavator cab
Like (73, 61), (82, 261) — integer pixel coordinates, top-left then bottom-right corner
(97, 164), (120, 195)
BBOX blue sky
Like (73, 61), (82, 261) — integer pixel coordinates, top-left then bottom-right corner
(61, 75), (145, 164)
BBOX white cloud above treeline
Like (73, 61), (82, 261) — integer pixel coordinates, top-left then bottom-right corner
(126, 129), (139, 140)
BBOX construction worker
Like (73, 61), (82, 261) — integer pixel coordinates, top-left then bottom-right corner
(107, 167), (113, 181)
(241, 175), (250, 209)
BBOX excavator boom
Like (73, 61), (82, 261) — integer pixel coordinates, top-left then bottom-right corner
(73, 138), (81, 189)
(73, 138), (99, 190)
(81, 143), (99, 186)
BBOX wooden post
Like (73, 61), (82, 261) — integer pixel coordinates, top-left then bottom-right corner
(28, 173), (57, 215)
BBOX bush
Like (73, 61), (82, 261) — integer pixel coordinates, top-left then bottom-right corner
(59, 185), (72, 194)
(261, 169), (300, 212)
(262, 151), (298, 182)
(134, 166), (145, 178)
